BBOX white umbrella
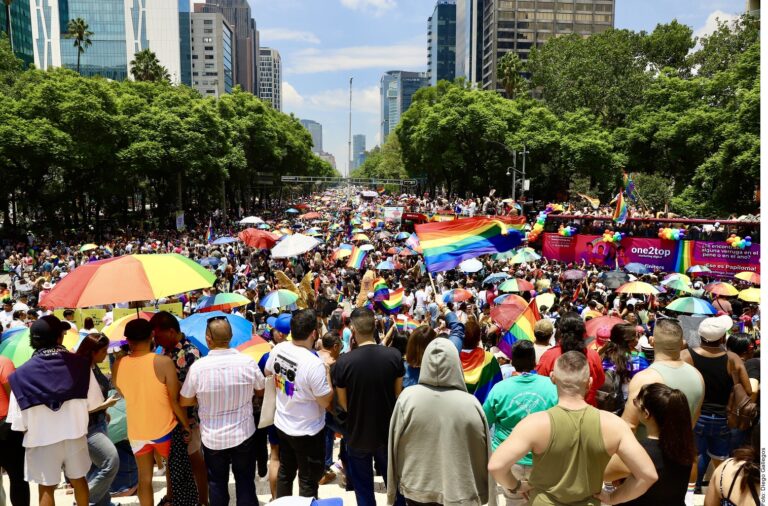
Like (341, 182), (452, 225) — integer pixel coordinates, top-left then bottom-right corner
(270, 233), (321, 259)
(240, 216), (263, 225)
(359, 244), (375, 252)
(459, 258), (484, 273)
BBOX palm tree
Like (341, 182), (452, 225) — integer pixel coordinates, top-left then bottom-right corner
(3, 0), (13, 52)
(129, 48), (170, 82)
(64, 17), (93, 75)
(496, 52), (527, 99)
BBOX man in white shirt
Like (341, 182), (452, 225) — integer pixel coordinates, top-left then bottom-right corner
(264, 309), (333, 498)
(181, 318), (265, 506)
(0, 299), (14, 329)
(7, 315), (104, 506)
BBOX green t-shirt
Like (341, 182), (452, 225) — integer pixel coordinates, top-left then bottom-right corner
(482, 372), (559, 465)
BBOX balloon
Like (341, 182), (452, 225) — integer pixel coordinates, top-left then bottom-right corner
(658, 227), (685, 241)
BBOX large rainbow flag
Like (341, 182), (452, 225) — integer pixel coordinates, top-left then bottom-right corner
(497, 300), (541, 359)
(373, 278), (390, 301)
(381, 287), (404, 313)
(415, 217), (523, 272)
(347, 247), (368, 269)
(460, 348), (502, 404)
(612, 192), (628, 225)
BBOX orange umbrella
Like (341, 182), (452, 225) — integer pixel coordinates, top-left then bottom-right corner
(734, 272), (760, 284)
(238, 228), (278, 249)
(704, 282), (739, 297)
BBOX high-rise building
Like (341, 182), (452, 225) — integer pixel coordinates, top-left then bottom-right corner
(192, 0), (259, 94)
(427, 0), (456, 86)
(1, 0), (35, 67)
(179, 0), (193, 86)
(258, 47), (281, 110)
(189, 12), (234, 96)
(352, 134), (366, 169)
(455, 0), (484, 83)
(318, 152), (336, 170)
(380, 70), (429, 141)
(480, 0), (614, 91)
(29, 0), (182, 82)
(300, 119), (323, 153)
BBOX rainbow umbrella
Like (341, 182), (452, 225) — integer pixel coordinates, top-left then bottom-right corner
(499, 278), (535, 293)
(260, 289), (299, 310)
(0, 328), (80, 367)
(353, 233), (370, 242)
(735, 272), (760, 284)
(102, 311), (156, 341)
(665, 297), (717, 315)
(510, 248), (541, 264)
(615, 281), (660, 295)
(196, 293), (251, 313)
(687, 265), (712, 274)
(660, 278), (693, 292)
(1, 326), (27, 344)
(443, 289), (473, 303)
(738, 287), (761, 303)
(39, 254), (216, 309)
(704, 282), (738, 297)
(80, 243), (99, 253)
(235, 335), (271, 371)
(664, 273), (691, 284)
(494, 293), (528, 308)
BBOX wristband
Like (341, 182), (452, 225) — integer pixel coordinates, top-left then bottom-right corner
(508, 479), (521, 494)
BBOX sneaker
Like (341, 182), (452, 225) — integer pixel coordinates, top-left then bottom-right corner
(318, 470), (336, 485)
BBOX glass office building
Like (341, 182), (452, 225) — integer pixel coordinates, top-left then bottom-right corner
(380, 70), (429, 141)
(455, 0), (485, 83)
(1, 1), (35, 67)
(427, 0), (456, 86)
(179, 0), (192, 85)
(222, 20), (233, 92)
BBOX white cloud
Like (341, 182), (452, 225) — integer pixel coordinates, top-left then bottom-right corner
(259, 28), (320, 44)
(286, 44), (426, 74)
(694, 10), (739, 40)
(282, 82), (305, 109)
(340, 0), (396, 14)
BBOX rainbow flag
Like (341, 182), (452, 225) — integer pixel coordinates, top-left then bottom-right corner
(612, 192), (628, 225)
(373, 278), (390, 302)
(497, 300), (541, 359)
(460, 348), (503, 404)
(623, 172), (637, 202)
(337, 293), (344, 304)
(395, 315), (419, 333)
(415, 217), (523, 272)
(381, 287), (404, 313)
(347, 247), (367, 269)
(674, 240), (694, 273)
(206, 219), (213, 243)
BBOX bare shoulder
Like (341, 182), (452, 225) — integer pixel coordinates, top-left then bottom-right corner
(628, 366), (662, 388)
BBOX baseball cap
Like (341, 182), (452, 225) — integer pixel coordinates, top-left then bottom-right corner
(534, 319), (553, 336)
(267, 313), (292, 335)
(30, 315), (70, 341)
(698, 315), (733, 343)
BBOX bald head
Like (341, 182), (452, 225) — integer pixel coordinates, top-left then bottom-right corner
(206, 319), (233, 348)
(652, 318), (683, 357)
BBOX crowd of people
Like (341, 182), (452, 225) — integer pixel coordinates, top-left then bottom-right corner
(0, 187), (761, 506)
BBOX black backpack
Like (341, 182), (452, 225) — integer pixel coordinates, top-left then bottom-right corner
(596, 369), (624, 414)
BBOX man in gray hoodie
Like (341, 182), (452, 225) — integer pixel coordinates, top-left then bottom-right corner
(387, 338), (496, 506)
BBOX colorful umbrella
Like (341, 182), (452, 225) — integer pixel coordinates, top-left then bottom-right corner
(271, 234), (321, 259)
(386, 247), (402, 255)
(0, 328), (80, 367)
(562, 269), (587, 281)
(40, 254), (216, 309)
(102, 311), (156, 341)
(687, 265), (712, 274)
(443, 289), (473, 303)
(735, 272), (760, 284)
(333, 248), (353, 260)
(663, 273), (691, 284)
(510, 248), (541, 264)
(498, 278), (535, 293)
(353, 233), (370, 242)
(376, 260), (395, 270)
(496, 294), (528, 308)
(238, 228), (278, 249)
(180, 311), (255, 353)
(490, 305), (526, 331)
(483, 272), (510, 284)
(395, 232), (411, 240)
(615, 281), (659, 295)
(704, 282), (738, 297)
(624, 263), (650, 274)
(235, 335), (271, 370)
(80, 243), (98, 253)
(493, 251), (517, 261)
(665, 297), (717, 315)
(535, 292), (556, 311)
(585, 316), (625, 340)
(738, 287), (761, 303)
(299, 212), (321, 220)
(660, 278), (693, 292)
(196, 293), (251, 313)
(260, 289), (299, 310)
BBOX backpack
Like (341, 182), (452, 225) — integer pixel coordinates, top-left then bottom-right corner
(727, 363), (758, 430)
(596, 368), (623, 414)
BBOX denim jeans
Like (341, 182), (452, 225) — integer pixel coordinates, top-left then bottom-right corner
(203, 433), (258, 506)
(109, 441), (138, 495)
(346, 444), (404, 506)
(694, 412), (730, 487)
(86, 422), (119, 506)
(276, 428), (326, 498)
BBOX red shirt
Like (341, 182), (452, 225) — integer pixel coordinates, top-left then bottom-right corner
(536, 345), (606, 407)
(0, 355), (15, 419)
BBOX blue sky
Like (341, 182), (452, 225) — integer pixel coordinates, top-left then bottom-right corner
(250, 0), (745, 176)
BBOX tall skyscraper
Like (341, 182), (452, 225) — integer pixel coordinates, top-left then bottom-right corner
(29, 0), (182, 82)
(380, 70), (429, 141)
(179, 0), (193, 86)
(258, 47), (281, 110)
(480, 0), (614, 91)
(300, 119), (323, 153)
(189, 12), (234, 96)
(352, 134), (366, 169)
(1, 0), (34, 67)
(455, 0), (484, 83)
(427, 0), (456, 86)
(192, 0), (259, 94)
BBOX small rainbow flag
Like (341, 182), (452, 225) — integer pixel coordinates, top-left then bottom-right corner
(347, 247), (367, 269)
(395, 315), (419, 333)
(381, 287), (404, 313)
(623, 172), (637, 202)
(497, 300), (541, 359)
(206, 219), (213, 243)
(612, 192), (628, 225)
(460, 348), (503, 404)
(415, 217), (523, 272)
(337, 293), (344, 304)
(373, 278), (390, 302)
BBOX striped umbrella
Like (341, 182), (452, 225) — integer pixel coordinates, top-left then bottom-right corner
(196, 293), (251, 313)
(738, 287), (761, 303)
(102, 311), (157, 341)
(704, 282), (738, 297)
(664, 273), (691, 284)
(0, 328), (80, 367)
(687, 265), (712, 274)
(615, 281), (660, 295)
(495, 293), (528, 308)
(443, 289), (474, 303)
(260, 289), (299, 310)
(660, 278), (693, 293)
(353, 233), (370, 242)
(735, 272), (760, 284)
(498, 278), (535, 293)
(235, 335), (271, 371)
(665, 297), (717, 315)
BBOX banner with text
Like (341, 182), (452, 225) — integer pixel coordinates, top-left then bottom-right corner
(541, 233), (760, 277)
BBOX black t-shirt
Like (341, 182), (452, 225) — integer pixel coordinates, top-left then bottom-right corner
(621, 438), (689, 506)
(333, 344), (405, 451)
(745, 357), (760, 382)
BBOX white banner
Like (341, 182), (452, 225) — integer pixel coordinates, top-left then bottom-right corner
(175, 211), (185, 231)
(383, 206), (404, 223)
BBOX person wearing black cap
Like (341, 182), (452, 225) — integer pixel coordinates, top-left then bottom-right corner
(6, 315), (105, 506)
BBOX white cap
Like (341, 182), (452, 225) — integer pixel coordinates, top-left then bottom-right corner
(698, 315), (733, 342)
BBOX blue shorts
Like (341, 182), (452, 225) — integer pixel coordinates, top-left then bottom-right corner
(694, 412), (730, 460)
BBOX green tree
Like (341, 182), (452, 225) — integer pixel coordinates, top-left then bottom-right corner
(631, 173), (673, 213)
(0, 32), (21, 92)
(496, 52), (526, 99)
(641, 20), (695, 74)
(130, 49), (170, 83)
(352, 135), (406, 179)
(65, 17), (93, 75)
(691, 14), (759, 78)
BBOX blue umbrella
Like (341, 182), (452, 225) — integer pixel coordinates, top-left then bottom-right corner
(625, 262), (650, 274)
(395, 232), (411, 240)
(376, 260), (395, 270)
(199, 257), (221, 267)
(483, 272), (510, 285)
(180, 311), (255, 355)
(257, 223), (271, 230)
(212, 236), (239, 245)
(286, 208), (299, 214)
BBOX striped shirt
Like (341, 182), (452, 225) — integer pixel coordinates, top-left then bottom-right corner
(180, 348), (265, 450)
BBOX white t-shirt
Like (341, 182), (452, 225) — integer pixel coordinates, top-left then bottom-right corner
(264, 342), (331, 437)
(0, 310), (13, 329)
(7, 369), (104, 447)
(415, 289), (427, 309)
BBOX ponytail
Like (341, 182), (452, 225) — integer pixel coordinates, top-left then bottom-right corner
(638, 383), (696, 466)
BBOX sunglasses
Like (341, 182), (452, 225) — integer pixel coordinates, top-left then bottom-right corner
(206, 315), (227, 329)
